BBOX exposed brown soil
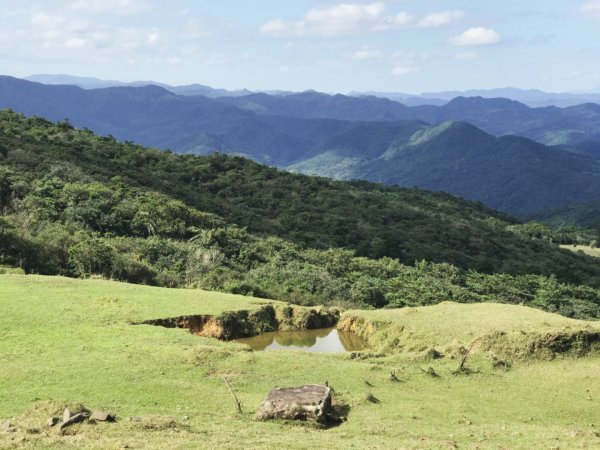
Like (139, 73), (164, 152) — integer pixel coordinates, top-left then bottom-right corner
(138, 305), (340, 341)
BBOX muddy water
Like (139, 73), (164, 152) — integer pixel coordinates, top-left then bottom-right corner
(234, 327), (367, 352)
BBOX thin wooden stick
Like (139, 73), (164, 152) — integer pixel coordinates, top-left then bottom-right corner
(222, 376), (242, 413)
(458, 338), (481, 372)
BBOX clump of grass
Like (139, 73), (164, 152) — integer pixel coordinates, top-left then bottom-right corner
(0, 266), (25, 275)
(421, 347), (444, 360)
(364, 393), (380, 404)
(128, 416), (190, 432)
(491, 356), (512, 371)
(420, 366), (440, 378)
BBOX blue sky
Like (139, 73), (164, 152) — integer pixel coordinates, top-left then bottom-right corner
(1, 0), (600, 93)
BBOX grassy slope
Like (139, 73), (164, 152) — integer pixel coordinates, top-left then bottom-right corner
(1, 275), (600, 449)
(561, 245), (600, 258)
(351, 301), (599, 341)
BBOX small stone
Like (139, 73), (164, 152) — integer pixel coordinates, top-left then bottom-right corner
(47, 417), (59, 427)
(63, 408), (73, 423)
(2, 421), (15, 432)
(60, 413), (88, 430)
(90, 411), (114, 422)
(182, 416), (189, 421)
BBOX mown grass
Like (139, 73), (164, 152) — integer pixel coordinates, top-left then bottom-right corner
(1, 274), (600, 449)
(561, 244), (600, 258)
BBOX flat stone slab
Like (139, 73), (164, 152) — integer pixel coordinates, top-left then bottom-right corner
(256, 384), (332, 423)
(90, 411), (115, 422)
(60, 413), (88, 430)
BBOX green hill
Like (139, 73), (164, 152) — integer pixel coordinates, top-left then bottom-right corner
(530, 200), (600, 231)
(3, 110), (600, 317)
(292, 121), (600, 215)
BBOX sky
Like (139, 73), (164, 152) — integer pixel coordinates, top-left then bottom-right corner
(1, 0), (600, 94)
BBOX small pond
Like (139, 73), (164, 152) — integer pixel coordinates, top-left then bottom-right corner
(234, 327), (367, 353)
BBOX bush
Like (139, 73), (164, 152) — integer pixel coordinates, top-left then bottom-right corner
(68, 238), (118, 278)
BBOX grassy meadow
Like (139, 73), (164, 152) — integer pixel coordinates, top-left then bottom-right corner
(561, 244), (600, 258)
(1, 274), (600, 449)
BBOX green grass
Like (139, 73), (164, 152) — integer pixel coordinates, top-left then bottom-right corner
(561, 244), (600, 258)
(347, 302), (600, 346)
(2, 275), (600, 449)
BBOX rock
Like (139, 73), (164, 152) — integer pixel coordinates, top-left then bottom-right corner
(256, 384), (332, 424)
(2, 421), (16, 432)
(63, 405), (91, 422)
(90, 411), (115, 422)
(62, 405), (91, 426)
(60, 413), (88, 430)
(47, 417), (59, 427)
(63, 408), (73, 423)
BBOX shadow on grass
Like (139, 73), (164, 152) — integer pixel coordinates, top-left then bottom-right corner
(324, 402), (351, 428)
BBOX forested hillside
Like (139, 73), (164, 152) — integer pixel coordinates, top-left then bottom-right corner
(293, 121), (600, 215)
(2, 110), (600, 318)
(530, 201), (600, 231)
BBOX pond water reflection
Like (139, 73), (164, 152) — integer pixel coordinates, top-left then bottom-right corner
(234, 327), (367, 353)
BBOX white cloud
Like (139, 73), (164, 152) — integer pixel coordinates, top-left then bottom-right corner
(392, 64), (418, 76)
(260, 3), (386, 37)
(259, 19), (290, 36)
(31, 12), (64, 27)
(0, 1), (187, 67)
(260, 3), (462, 37)
(385, 12), (414, 29)
(580, 0), (600, 20)
(146, 31), (160, 46)
(65, 37), (87, 49)
(417, 10), (463, 28)
(67, 0), (151, 16)
(450, 27), (501, 46)
(353, 48), (384, 60)
(390, 51), (427, 76)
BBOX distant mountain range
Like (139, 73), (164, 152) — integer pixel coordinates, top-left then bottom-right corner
(22, 75), (600, 151)
(2, 75), (600, 216)
(27, 74), (600, 108)
(352, 87), (600, 108)
(219, 92), (600, 151)
(25, 74), (255, 98)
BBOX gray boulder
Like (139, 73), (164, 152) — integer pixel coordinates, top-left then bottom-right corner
(256, 385), (332, 424)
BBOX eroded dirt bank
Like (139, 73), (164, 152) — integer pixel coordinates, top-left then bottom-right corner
(139, 305), (340, 340)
